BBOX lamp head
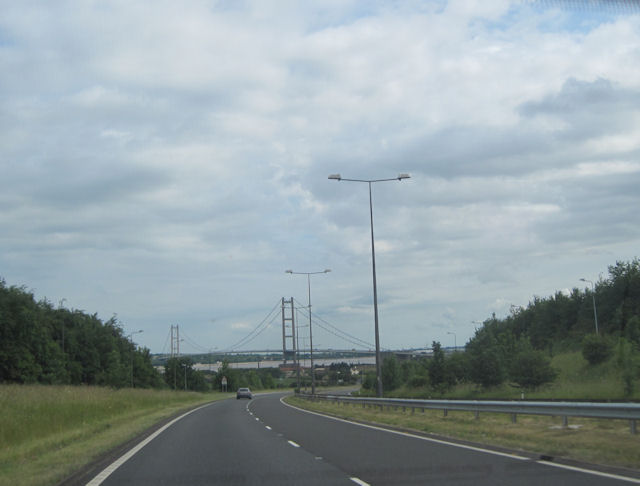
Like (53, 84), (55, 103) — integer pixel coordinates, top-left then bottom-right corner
(285, 270), (293, 274)
(324, 269), (331, 273)
(328, 174), (342, 180)
(397, 173), (411, 180)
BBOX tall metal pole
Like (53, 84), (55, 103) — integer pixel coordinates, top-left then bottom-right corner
(581, 278), (599, 335)
(128, 330), (143, 388)
(328, 173), (409, 398)
(286, 269), (330, 395)
(447, 331), (457, 350)
(368, 182), (383, 398)
(307, 273), (316, 394)
(295, 307), (301, 392)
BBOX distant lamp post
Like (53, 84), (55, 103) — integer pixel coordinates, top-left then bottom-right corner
(580, 278), (599, 335)
(329, 173), (410, 398)
(286, 269), (331, 395)
(128, 330), (144, 388)
(447, 331), (457, 350)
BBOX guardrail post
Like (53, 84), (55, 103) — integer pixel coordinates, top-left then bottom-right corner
(631, 420), (637, 435)
(511, 413), (517, 424)
(443, 409), (448, 417)
(562, 416), (569, 428)
(411, 407), (415, 415)
(474, 410), (480, 420)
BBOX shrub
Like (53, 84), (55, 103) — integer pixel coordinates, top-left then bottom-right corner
(382, 355), (401, 391)
(469, 350), (504, 388)
(582, 334), (612, 365)
(509, 349), (557, 390)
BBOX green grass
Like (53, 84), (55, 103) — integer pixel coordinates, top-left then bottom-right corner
(286, 396), (640, 470)
(290, 351), (640, 470)
(0, 385), (230, 486)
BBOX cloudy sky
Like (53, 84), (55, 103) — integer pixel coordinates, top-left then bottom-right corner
(2, 0), (639, 355)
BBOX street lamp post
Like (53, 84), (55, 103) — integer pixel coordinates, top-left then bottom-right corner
(447, 331), (457, 350)
(329, 173), (410, 398)
(128, 330), (144, 388)
(580, 278), (599, 335)
(286, 269), (331, 395)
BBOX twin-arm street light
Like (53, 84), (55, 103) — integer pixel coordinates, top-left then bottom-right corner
(580, 278), (599, 335)
(128, 330), (144, 388)
(328, 173), (410, 398)
(447, 331), (457, 350)
(286, 269), (331, 395)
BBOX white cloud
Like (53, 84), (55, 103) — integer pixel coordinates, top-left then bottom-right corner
(1, 1), (639, 353)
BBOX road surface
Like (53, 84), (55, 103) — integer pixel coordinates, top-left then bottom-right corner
(91, 392), (639, 485)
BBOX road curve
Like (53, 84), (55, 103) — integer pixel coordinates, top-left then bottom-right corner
(90, 392), (639, 485)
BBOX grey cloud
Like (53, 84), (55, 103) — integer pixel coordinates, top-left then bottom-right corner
(519, 77), (640, 139)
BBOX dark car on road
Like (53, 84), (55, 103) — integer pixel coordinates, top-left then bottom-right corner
(236, 387), (252, 399)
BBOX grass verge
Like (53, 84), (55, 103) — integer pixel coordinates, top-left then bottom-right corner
(0, 385), (230, 486)
(285, 395), (640, 470)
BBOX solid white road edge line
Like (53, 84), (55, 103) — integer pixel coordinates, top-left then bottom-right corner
(535, 459), (640, 484)
(86, 402), (214, 486)
(350, 477), (371, 486)
(280, 396), (640, 484)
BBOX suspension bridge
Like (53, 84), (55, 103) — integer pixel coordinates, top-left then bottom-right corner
(159, 297), (383, 366)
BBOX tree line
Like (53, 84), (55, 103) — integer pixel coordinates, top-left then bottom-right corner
(0, 280), (162, 388)
(364, 259), (640, 395)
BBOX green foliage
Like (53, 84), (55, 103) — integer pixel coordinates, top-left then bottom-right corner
(445, 351), (469, 384)
(465, 321), (507, 388)
(362, 371), (377, 390)
(615, 338), (639, 397)
(509, 348), (557, 390)
(469, 349), (505, 388)
(625, 315), (640, 346)
(326, 362), (358, 386)
(212, 360), (285, 391)
(381, 354), (401, 391)
(164, 357), (208, 391)
(582, 334), (613, 365)
(0, 279), (162, 388)
(428, 341), (454, 391)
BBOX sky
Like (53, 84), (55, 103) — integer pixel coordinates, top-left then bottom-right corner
(1, 0), (640, 355)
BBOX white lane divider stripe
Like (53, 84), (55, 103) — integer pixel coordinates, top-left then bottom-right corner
(265, 426), (272, 430)
(287, 440), (301, 448)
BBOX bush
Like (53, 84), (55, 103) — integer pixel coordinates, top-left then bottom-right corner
(509, 349), (557, 390)
(382, 355), (401, 391)
(469, 350), (504, 388)
(362, 371), (377, 390)
(582, 334), (612, 365)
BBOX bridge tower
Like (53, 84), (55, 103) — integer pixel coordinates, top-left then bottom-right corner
(281, 297), (296, 366)
(170, 324), (180, 357)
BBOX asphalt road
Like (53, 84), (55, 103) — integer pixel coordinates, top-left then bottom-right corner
(92, 392), (639, 485)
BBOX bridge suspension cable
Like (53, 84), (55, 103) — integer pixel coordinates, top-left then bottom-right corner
(220, 299), (282, 352)
(293, 298), (379, 350)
